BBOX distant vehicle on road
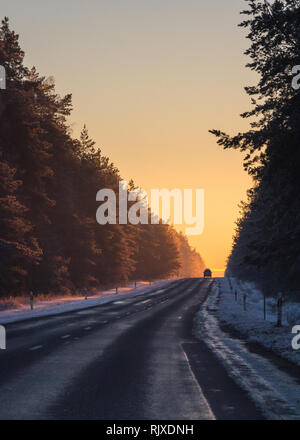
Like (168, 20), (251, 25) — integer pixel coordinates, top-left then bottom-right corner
(204, 269), (212, 278)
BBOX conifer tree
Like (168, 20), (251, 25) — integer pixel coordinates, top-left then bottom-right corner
(211, 1), (300, 290)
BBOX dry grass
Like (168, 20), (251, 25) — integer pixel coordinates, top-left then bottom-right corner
(0, 280), (166, 312)
(0, 296), (25, 311)
(0, 291), (74, 311)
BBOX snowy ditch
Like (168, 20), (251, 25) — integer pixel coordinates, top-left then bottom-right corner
(195, 280), (300, 420)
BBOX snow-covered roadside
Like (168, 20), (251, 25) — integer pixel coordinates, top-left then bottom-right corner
(0, 280), (175, 325)
(218, 278), (300, 366)
(195, 281), (300, 420)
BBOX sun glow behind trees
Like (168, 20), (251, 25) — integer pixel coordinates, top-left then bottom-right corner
(0, 18), (205, 297)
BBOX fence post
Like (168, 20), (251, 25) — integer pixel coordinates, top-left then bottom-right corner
(243, 293), (247, 312)
(134, 281), (137, 289)
(116, 287), (118, 295)
(276, 292), (283, 327)
(234, 290), (238, 301)
(84, 288), (88, 300)
(30, 291), (34, 310)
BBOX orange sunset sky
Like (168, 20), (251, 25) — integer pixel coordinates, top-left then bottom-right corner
(2, 0), (258, 275)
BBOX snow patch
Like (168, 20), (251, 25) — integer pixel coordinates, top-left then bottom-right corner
(195, 281), (300, 420)
(0, 280), (175, 325)
(218, 278), (300, 366)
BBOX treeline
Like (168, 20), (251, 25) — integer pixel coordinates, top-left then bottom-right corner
(211, 0), (300, 294)
(0, 18), (205, 297)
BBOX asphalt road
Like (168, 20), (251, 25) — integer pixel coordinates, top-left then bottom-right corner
(0, 278), (264, 420)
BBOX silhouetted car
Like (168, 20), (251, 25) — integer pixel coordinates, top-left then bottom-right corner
(204, 269), (212, 278)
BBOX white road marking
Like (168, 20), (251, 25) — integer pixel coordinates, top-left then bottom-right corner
(182, 348), (216, 420)
(84, 326), (92, 331)
(61, 334), (71, 339)
(29, 345), (43, 351)
(153, 289), (165, 294)
(140, 299), (152, 304)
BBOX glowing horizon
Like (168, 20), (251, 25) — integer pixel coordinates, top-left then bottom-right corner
(1, 0), (256, 274)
